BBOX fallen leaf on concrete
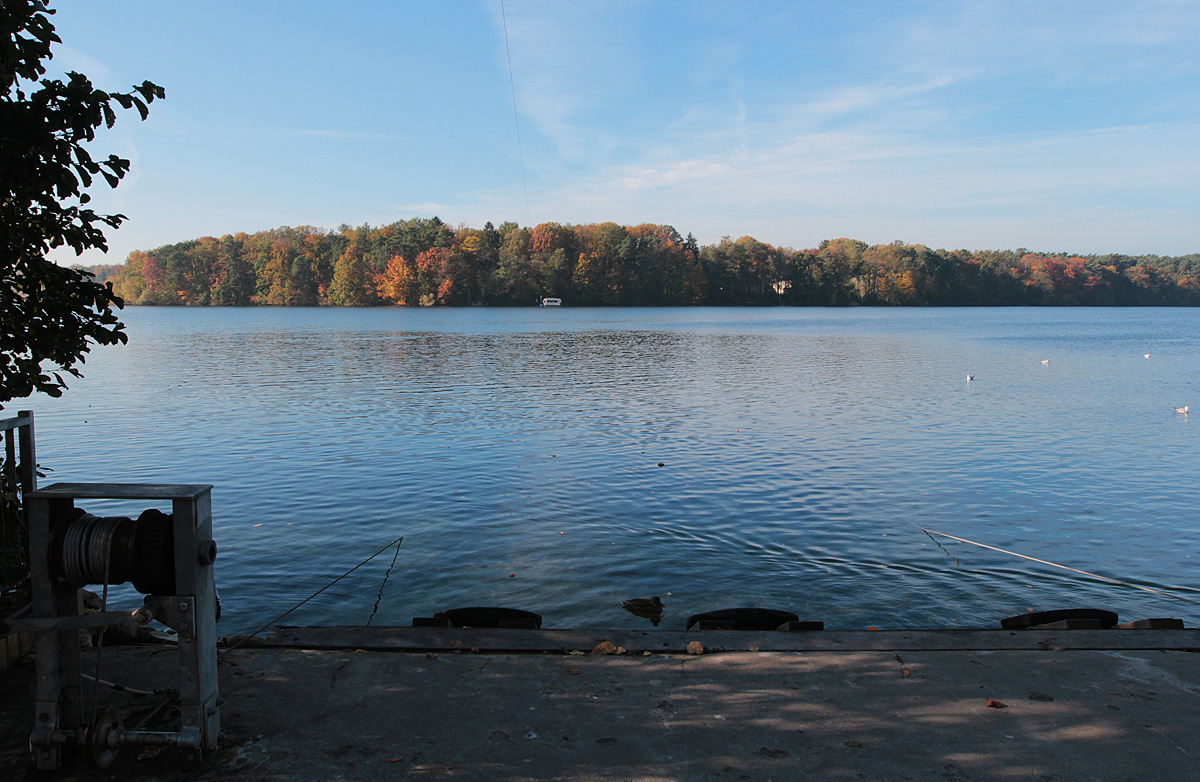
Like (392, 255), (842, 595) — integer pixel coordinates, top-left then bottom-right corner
(425, 653), (438, 660)
(901, 667), (911, 677)
(642, 651), (652, 656)
(615, 646), (627, 655)
(388, 757), (404, 763)
(986, 699), (1007, 709)
(449, 640), (463, 649)
(592, 641), (617, 655)
(687, 641), (704, 655)
(567, 649), (585, 656)
(470, 647), (480, 653)
(748, 646), (759, 652)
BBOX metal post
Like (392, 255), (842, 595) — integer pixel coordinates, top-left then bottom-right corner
(172, 489), (220, 755)
(28, 493), (82, 771)
(17, 410), (36, 495)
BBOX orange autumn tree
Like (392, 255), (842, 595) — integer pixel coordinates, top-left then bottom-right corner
(376, 254), (417, 305)
(415, 247), (451, 305)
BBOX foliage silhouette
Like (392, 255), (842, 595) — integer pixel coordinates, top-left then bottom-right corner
(1, 1), (163, 406)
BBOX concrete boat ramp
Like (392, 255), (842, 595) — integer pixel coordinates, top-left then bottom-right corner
(2, 627), (1198, 781)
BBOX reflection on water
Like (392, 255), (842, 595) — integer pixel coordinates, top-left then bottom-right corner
(25, 307), (1200, 632)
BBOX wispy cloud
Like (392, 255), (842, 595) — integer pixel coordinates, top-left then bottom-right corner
(475, 1), (1198, 253)
(47, 44), (117, 86)
(491, 1), (646, 161)
(52, 1), (1200, 261)
(285, 129), (406, 141)
(393, 202), (454, 215)
(789, 74), (963, 129)
(516, 115), (1199, 254)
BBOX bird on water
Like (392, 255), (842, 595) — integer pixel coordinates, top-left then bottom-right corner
(1175, 406), (1190, 415)
(622, 596), (664, 625)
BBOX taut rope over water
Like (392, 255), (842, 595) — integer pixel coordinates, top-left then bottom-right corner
(921, 528), (1200, 608)
(221, 535), (404, 656)
(867, 496), (1200, 608)
(367, 537), (404, 626)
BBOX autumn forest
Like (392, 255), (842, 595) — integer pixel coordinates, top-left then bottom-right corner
(85, 218), (1200, 307)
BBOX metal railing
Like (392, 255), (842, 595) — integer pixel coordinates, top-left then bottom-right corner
(1, 411), (36, 594)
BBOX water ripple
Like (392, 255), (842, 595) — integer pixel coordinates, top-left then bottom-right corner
(25, 306), (1200, 631)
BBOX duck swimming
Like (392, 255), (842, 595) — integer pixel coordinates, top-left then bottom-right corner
(622, 596), (664, 625)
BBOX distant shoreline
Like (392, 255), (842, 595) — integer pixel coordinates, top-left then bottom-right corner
(75, 218), (1200, 308)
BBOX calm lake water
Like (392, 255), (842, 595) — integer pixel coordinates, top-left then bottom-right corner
(21, 307), (1200, 632)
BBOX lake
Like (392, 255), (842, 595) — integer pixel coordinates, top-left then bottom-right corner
(21, 306), (1200, 633)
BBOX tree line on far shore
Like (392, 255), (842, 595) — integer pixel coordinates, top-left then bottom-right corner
(82, 218), (1200, 307)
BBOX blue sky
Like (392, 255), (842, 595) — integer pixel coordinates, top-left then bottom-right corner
(44, 0), (1200, 266)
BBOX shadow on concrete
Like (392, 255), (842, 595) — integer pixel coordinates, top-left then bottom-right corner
(2, 640), (1198, 780)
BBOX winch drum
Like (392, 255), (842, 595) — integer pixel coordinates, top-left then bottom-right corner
(24, 483), (220, 770)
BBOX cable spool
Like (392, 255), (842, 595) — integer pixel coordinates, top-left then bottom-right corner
(51, 507), (176, 594)
(58, 512), (130, 587)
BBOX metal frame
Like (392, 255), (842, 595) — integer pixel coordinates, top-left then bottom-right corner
(25, 483), (219, 770)
(1, 410), (36, 593)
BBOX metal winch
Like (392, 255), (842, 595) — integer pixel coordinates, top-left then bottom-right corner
(15, 483), (221, 770)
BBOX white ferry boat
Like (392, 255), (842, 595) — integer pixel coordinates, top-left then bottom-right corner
(540, 297), (562, 307)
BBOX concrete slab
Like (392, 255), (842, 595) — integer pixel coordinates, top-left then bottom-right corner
(2, 634), (1198, 781)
